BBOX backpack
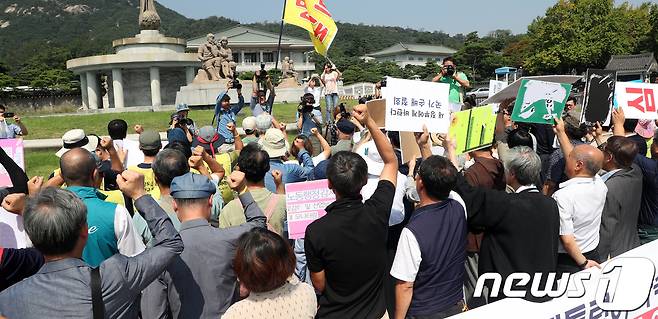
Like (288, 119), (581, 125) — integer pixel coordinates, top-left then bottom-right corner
(238, 194), (283, 234)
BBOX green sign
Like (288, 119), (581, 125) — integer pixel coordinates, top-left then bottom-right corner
(449, 105), (497, 154)
(511, 79), (572, 125)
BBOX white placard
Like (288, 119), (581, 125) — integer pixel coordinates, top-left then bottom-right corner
(488, 80), (508, 98)
(615, 82), (658, 120)
(382, 77), (451, 133)
(0, 208), (29, 248)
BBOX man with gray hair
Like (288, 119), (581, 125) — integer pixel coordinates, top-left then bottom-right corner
(450, 143), (560, 303)
(0, 171), (184, 318)
(552, 117), (607, 274)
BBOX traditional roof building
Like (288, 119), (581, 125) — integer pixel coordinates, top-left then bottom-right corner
(606, 53), (658, 82)
(364, 42), (457, 67)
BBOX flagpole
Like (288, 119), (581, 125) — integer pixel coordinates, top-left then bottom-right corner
(275, 0), (287, 72)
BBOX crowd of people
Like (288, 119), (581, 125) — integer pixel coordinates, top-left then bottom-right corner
(0, 56), (657, 319)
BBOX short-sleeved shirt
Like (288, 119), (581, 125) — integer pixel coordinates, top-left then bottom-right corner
(553, 176), (608, 254)
(438, 72), (468, 104)
(0, 122), (21, 139)
(128, 163), (161, 200)
(304, 180), (395, 319)
(218, 188), (287, 236)
(321, 71), (339, 95)
(304, 86), (322, 108)
(251, 94), (275, 117)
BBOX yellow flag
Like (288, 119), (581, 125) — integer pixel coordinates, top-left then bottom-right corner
(283, 0), (337, 56)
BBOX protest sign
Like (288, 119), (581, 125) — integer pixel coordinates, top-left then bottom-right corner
(285, 179), (335, 239)
(449, 105), (497, 154)
(0, 139), (24, 187)
(382, 77), (451, 133)
(511, 79), (572, 125)
(366, 99), (386, 128)
(400, 131), (421, 164)
(615, 82), (658, 120)
(488, 80), (508, 99)
(581, 69), (616, 126)
(482, 75), (581, 105)
(0, 208), (28, 248)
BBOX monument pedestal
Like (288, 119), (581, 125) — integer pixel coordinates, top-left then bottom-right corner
(175, 80), (254, 107)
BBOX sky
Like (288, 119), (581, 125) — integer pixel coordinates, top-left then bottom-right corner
(157, 0), (650, 36)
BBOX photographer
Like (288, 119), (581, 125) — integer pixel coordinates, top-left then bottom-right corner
(174, 104), (197, 135)
(213, 80), (245, 152)
(296, 93), (322, 136)
(432, 56), (470, 112)
(167, 113), (194, 146)
(304, 74), (324, 123)
(321, 63), (341, 125)
(251, 66), (276, 116)
(0, 105), (27, 139)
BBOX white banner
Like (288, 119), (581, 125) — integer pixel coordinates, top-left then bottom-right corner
(615, 82), (658, 120)
(451, 240), (658, 318)
(382, 77), (451, 133)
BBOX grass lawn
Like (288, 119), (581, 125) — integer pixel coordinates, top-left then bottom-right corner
(21, 99), (358, 140)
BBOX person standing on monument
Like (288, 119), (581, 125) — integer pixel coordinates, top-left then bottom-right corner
(252, 71), (276, 116)
(321, 63), (341, 125)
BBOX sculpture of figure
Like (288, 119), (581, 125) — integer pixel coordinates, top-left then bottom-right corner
(282, 57), (298, 81)
(197, 34), (222, 81)
(139, 0), (161, 30)
(215, 37), (235, 79)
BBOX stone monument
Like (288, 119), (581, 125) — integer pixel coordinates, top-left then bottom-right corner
(277, 56), (301, 89)
(139, 0), (161, 30)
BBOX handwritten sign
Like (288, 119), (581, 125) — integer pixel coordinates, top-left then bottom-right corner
(581, 69), (616, 126)
(382, 77), (451, 133)
(511, 79), (572, 125)
(0, 207), (29, 248)
(615, 82), (658, 120)
(285, 179), (336, 239)
(0, 139), (24, 187)
(449, 105), (497, 154)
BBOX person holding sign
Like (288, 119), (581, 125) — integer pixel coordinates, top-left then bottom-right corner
(432, 57), (470, 112)
(304, 103), (398, 319)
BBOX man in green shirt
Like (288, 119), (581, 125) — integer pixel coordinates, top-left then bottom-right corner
(218, 143), (287, 236)
(432, 56), (471, 113)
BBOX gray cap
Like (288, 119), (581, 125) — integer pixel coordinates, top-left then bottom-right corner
(170, 172), (217, 199)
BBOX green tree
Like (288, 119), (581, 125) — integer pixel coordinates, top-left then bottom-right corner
(524, 0), (652, 74)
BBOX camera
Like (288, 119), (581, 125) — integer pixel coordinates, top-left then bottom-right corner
(255, 63), (269, 93)
(3, 112), (14, 118)
(229, 79), (242, 90)
(444, 65), (456, 77)
(172, 114), (193, 126)
(298, 94), (315, 113)
(338, 103), (350, 119)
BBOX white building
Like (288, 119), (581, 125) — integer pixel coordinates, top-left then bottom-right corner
(365, 42), (457, 68)
(187, 26), (316, 79)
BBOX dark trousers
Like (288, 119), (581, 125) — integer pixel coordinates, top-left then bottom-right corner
(557, 249), (600, 275)
(406, 301), (464, 319)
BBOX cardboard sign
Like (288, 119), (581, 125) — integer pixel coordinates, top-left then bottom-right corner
(511, 79), (572, 125)
(285, 179), (335, 239)
(581, 69), (616, 126)
(482, 75), (581, 105)
(366, 99), (386, 128)
(400, 132), (421, 164)
(615, 82), (658, 120)
(382, 77), (451, 133)
(449, 105), (497, 154)
(0, 139), (24, 187)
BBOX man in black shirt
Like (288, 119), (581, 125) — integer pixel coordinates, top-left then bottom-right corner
(305, 104), (398, 319)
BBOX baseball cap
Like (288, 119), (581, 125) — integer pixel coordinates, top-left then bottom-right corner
(170, 172), (217, 199)
(260, 128), (287, 158)
(256, 114), (273, 132)
(242, 116), (257, 133)
(336, 119), (356, 135)
(139, 130), (162, 151)
(56, 129), (100, 157)
(356, 140), (384, 176)
(176, 103), (190, 113)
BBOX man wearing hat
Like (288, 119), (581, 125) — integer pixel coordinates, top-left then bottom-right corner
(141, 171), (267, 318)
(56, 129), (101, 158)
(213, 81), (245, 152)
(241, 116), (259, 145)
(175, 103), (196, 134)
(128, 130), (163, 200)
(331, 118), (356, 156)
(261, 128), (314, 193)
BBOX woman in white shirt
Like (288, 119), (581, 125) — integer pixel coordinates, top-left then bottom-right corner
(320, 63), (341, 125)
